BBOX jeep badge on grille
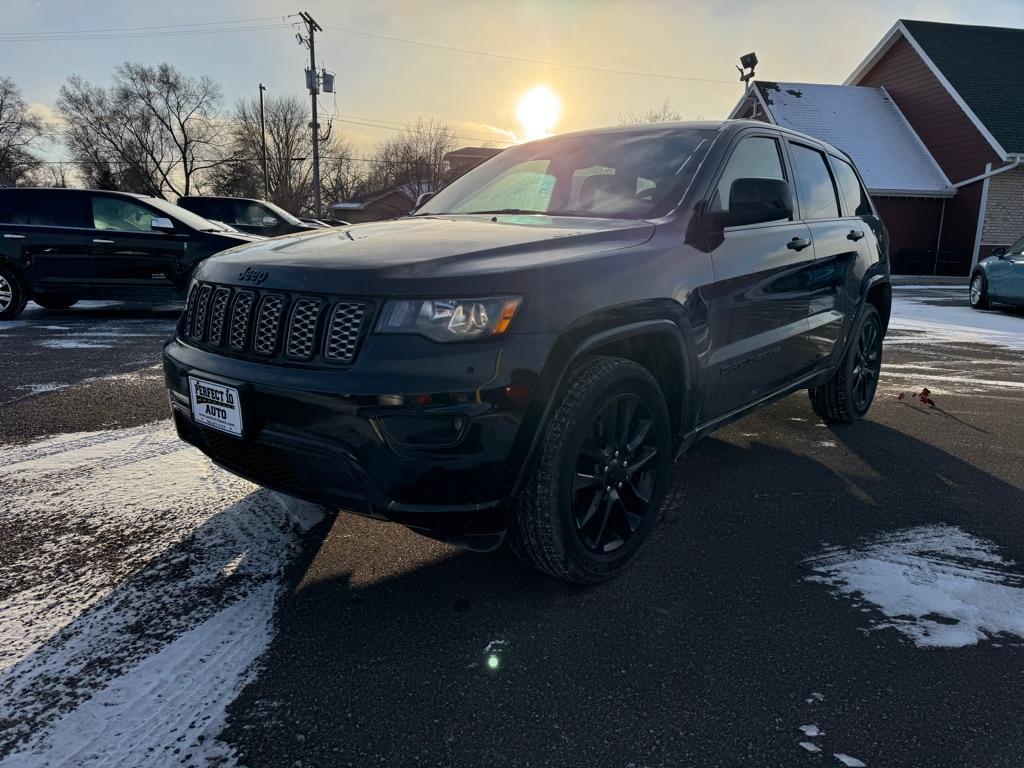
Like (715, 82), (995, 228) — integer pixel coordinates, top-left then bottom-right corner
(238, 267), (269, 285)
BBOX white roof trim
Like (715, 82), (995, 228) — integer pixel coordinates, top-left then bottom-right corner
(845, 21), (1008, 161)
(869, 188), (956, 198)
(727, 84), (775, 122)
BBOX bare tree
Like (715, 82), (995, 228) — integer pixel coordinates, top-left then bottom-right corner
(366, 117), (457, 202)
(209, 94), (364, 215)
(0, 77), (49, 186)
(618, 100), (683, 125)
(57, 63), (224, 197)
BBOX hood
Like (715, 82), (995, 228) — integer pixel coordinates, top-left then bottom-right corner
(194, 215), (655, 295)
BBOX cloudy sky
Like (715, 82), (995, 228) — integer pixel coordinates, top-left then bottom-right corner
(3, 0), (1023, 157)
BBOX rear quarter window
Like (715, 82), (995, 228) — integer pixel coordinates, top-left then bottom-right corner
(829, 156), (873, 217)
(789, 143), (840, 220)
(0, 190), (90, 228)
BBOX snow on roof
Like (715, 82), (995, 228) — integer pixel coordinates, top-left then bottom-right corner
(745, 81), (954, 197)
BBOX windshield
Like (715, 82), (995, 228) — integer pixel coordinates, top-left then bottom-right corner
(148, 197), (226, 232)
(417, 127), (716, 220)
(1007, 233), (1024, 256)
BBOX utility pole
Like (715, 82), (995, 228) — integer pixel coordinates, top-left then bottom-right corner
(258, 83), (269, 201)
(298, 10), (323, 217)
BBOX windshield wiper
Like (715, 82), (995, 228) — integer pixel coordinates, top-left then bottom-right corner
(448, 208), (597, 217)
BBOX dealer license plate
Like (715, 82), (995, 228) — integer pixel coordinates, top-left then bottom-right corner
(188, 376), (243, 437)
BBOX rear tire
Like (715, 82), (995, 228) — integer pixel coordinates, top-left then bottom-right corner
(969, 272), (991, 310)
(0, 264), (28, 321)
(33, 293), (79, 310)
(809, 305), (883, 424)
(509, 357), (673, 584)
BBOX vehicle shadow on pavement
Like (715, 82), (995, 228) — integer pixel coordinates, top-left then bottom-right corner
(222, 413), (1024, 768)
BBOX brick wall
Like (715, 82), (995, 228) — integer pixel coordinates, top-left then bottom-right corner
(981, 166), (1024, 250)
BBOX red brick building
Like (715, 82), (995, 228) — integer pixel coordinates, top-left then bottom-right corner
(732, 20), (1024, 275)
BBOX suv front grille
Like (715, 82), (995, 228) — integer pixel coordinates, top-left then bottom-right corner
(325, 302), (366, 364)
(228, 291), (256, 351)
(182, 281), (369, 366)
(286, 297), (323, 360)
(253, 294), (286, 356)
(207, 287), (231, 346)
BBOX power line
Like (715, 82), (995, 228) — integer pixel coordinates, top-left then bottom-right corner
(0, 21), (294, 42)
(324, 24), (737, 85)
(0, 15), (287, 36)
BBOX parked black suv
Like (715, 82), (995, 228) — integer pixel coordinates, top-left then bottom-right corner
(177, 196), (321, 238)
(0, 188), (262, 320)
(164, 121), (890, 583)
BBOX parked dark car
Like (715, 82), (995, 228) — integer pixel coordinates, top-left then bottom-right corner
(177, 196), (320, 238)
(970, 233), (1024, 310)
(0, 188), (262, 320)
(164, 120), (891, 582)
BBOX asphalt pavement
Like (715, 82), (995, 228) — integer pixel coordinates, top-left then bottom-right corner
(2, 286), (1023, 768)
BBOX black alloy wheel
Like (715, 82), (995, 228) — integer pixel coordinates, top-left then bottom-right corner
(850, 311), (882, 414)
(572, 393), (659, 554)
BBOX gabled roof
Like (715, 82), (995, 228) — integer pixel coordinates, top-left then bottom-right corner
(846, 20), (1024, 158)
(729, 81), (954, 197)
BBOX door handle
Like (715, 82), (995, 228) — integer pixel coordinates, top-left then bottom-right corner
(92, 238), (115, 244)
(847, 230), (865, 241)
(3, 233), (26, 239)
(787, 237), (812, 251)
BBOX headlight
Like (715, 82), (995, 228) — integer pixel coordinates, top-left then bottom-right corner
(376, 296), (522, 342)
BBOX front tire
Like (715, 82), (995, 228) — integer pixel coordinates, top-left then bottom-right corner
(970, 272), (991, 310)
(809, 305), (883, 424)
(0, 264), (28, 320)
(33, 293), (79, 310)
(509, 357), (673, 584)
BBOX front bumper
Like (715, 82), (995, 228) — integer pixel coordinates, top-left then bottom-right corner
(163, 331), (557, 539)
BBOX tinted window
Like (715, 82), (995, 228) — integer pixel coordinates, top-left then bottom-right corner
(231, 200), (274, 227)
(789, 143), (840, 220)
(0, 190), (90, 228)
(417, 127), (716, 219)
(92, 196), (160, 232)
(829, 156), (872, 217)
(712, 136), (786, 214)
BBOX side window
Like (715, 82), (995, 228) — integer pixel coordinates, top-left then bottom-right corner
(92, 196), (160, 232)
(712, 136), (786, 214)
(789, 143), (840, 220)
(1, 191), (90, 228)
(829, 156), (873, 217)
(231, 201), (270, 227)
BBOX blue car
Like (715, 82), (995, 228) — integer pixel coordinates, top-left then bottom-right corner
(971, 234), (1024, 310)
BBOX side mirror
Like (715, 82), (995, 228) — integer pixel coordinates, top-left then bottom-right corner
(414, 191), (435, 210)
(992, 246), (1008, 258)
(151, 217), (175, 233)
(261, 215), (279, 227)
(709, 177), (794, 229)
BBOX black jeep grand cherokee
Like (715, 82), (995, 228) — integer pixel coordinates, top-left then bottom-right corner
(164, 120), (890, 583)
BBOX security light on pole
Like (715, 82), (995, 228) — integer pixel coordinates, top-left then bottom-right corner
(737, 52), (758, 85)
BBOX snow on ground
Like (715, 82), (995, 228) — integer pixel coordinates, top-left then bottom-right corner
(0, 422), (324, 766)
(804, 525), (1024, 648)
(833, 754), (867, 767)
(882, 288), (1024, 395)
(888, 287), (1024, 350)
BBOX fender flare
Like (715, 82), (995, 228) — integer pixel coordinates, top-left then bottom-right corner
(504, 313), (697, 499)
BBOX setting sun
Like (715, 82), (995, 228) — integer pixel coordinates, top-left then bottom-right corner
(516, 84), (561, 141)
